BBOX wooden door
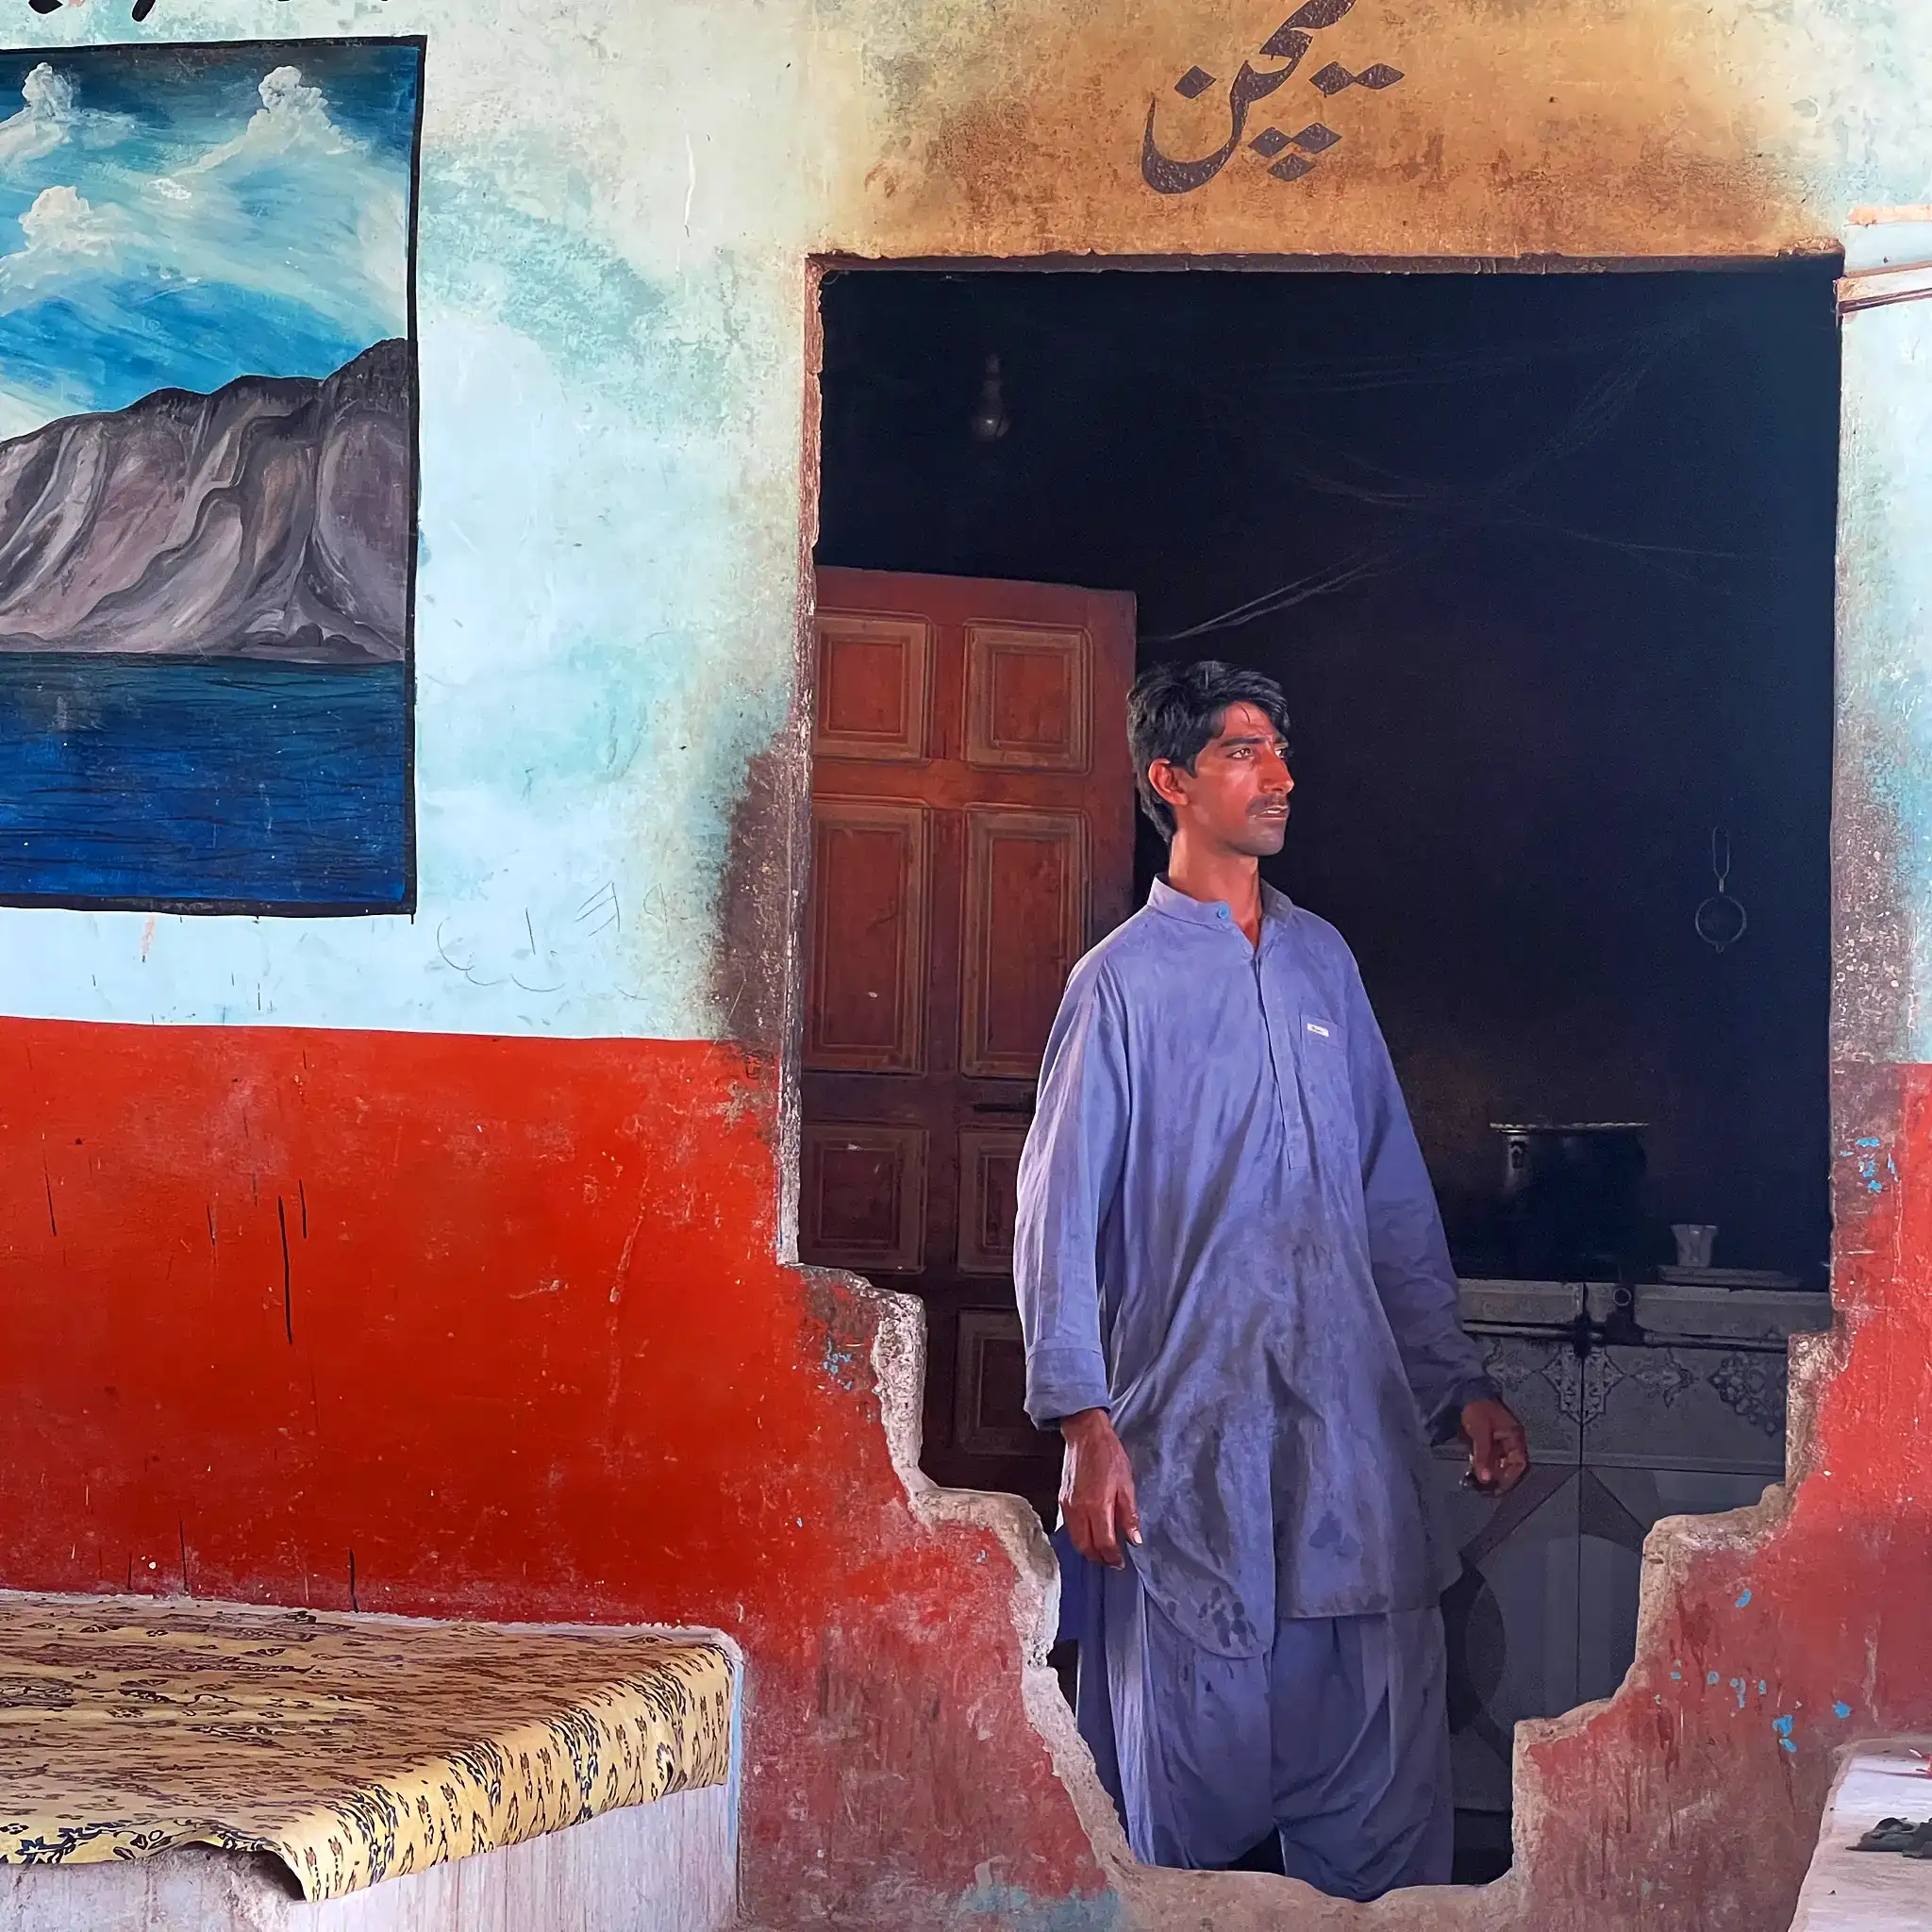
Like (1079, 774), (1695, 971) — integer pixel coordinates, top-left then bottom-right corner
(802, 567), (1137, 1524)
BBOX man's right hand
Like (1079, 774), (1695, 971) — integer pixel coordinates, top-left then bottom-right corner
(1058, 1408), (1141, 1569)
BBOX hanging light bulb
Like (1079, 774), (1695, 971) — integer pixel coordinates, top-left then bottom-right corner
(970, 353), (1010, 443)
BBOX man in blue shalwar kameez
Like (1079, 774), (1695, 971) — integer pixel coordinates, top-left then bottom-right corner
(1015, 660), (1528, 1900)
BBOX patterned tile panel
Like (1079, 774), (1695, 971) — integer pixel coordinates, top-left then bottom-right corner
(1430, 1457), (1580, 1816)
(1590, 1345), (1788, 1472)
(1475, 1336), (1583, 1466)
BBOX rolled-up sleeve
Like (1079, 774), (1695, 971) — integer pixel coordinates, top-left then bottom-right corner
(1014, 961), (1130, 1427)
(1343, 960), (1499, 1440)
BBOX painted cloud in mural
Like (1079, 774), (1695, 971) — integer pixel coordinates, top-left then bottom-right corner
(0, 53), (408, 433)
(0, 39), (420, 913)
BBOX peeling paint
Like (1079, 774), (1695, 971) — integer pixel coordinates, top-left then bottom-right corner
(951, 1878), (1124, 1931)
(0, 1), (1926, 1928)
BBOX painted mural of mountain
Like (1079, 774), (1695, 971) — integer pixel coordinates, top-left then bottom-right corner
(0, 340), (412, 665)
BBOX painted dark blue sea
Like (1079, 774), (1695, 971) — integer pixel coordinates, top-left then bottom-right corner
(0, 658), (409, 911)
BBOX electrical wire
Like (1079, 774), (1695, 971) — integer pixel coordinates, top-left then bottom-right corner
(1146, 335), (1668, 642)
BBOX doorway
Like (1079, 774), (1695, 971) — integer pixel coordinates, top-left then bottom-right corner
(801, 261), (1840, 1882)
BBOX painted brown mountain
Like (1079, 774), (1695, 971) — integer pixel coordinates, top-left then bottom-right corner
(0, 339), (411, 664)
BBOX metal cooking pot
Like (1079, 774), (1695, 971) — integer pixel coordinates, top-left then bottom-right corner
(1491, 1123), (1648, 1282)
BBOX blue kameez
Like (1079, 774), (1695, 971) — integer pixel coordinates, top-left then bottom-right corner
(1016, 879), (1493, 1890)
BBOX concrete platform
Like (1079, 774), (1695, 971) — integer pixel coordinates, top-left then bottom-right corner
(0, 1786), (734, 1932)
(1789, 1739), (1932, 1931)
(0, 1591), (739, 1932)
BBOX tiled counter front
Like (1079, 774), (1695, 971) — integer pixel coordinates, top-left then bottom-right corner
(1436, 1282), (1829, 1818)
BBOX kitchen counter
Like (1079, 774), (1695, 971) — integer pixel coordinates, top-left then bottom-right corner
(1457, 1276), (1832, 1343)
(1439, 1275), (1827, 1821)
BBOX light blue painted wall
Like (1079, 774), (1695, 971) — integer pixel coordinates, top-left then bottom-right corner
(0, 0), (1928, 1044)
(0, 0), (813, 1040)
(1835, 222), (1932, 1064)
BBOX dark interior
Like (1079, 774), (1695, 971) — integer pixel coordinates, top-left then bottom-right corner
(814, 264), (1840, 1286)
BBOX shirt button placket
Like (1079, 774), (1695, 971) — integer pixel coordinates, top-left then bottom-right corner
(1262, 944), (1308, 1161)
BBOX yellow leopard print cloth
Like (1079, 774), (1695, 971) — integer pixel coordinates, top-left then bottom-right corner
(0, 1592), (734, 1901)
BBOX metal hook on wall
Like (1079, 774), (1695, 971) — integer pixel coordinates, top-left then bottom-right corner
(1695, 826), (1748, 953)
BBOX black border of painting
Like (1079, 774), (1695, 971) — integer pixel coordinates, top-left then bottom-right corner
(0, 30), (428, 921)
(398, 29), (425, 923)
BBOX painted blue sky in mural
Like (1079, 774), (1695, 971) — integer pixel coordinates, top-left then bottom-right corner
(0, 41), (417, 438)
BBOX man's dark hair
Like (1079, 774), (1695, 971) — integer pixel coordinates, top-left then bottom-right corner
(1127, 659), (1291, 843)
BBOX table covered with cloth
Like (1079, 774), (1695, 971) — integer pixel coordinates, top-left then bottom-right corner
(0, 1591), (734, 1901)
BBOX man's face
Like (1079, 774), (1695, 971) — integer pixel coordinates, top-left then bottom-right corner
(1150, 701), (1294, 857)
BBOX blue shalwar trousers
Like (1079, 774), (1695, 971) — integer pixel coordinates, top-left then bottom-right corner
(1057, 1533), (1453, 1899)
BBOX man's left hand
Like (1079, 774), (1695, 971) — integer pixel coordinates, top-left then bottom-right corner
(1459, 1398), (1529, 1496)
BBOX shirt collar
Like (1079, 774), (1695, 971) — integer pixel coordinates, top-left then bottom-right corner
(1147, 877), (1296, 931)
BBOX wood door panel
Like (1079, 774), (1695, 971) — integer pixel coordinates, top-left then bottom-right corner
(806, 799), (927, 1073)
(961, 808), (1087, 1079)
(813, 611), (931, 762)
(953, 1307), (1041, 1457)
(958, 1127), (1026, 1274)
(807, 569), (1136, 1525)
(965, 624), (1091, 773)
(799, 1123), (926, 1272)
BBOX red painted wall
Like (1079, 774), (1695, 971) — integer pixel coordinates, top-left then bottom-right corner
(1518, 1062), (1932, 1928)
(0, 1019), (1105, 1926)
(6, 1009), (1924, 1927)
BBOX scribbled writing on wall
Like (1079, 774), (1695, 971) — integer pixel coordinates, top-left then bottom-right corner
(1142, 0), (1404, 195)
(19, 0), (291, 18)
(30, 0), (157, 17)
